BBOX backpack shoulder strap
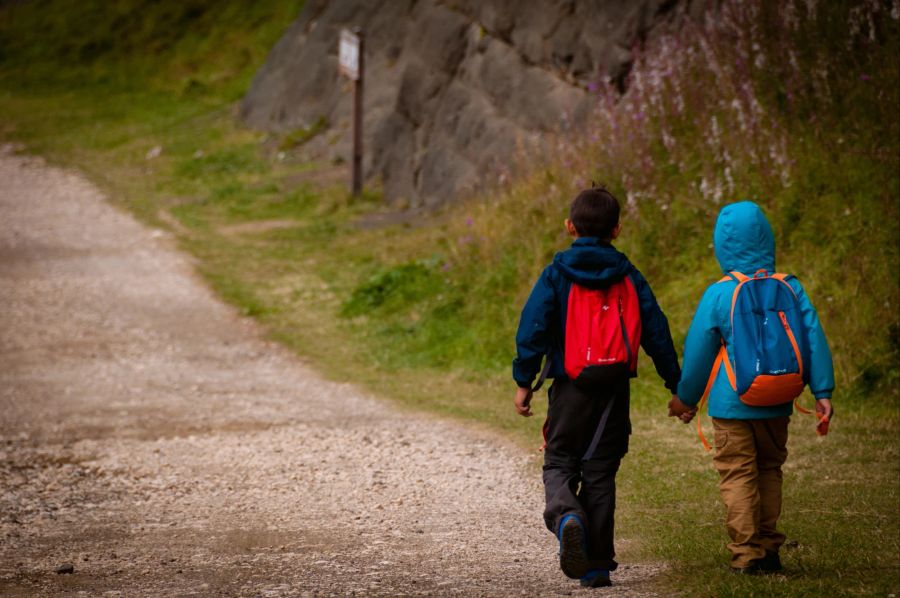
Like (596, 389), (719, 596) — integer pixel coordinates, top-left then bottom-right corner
(531, 355), (550, 392)
(531, 357), (552, 393)
(696, 344), (735, 451)
(716, 271), (747, 283)
(729, 272), (752, 321)
(771, 272), (799, 298)
(582, 396), (616, 461)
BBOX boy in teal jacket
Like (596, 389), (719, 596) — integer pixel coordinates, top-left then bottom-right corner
(670, 201), (834, 573)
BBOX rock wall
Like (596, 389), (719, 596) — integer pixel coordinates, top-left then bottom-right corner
(240, 0), (708, 207)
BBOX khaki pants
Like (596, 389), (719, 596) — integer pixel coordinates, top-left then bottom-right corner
(712, 417), (789, 568)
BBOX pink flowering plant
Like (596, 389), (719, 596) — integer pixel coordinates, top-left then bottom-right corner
(412, 0), (899, 397)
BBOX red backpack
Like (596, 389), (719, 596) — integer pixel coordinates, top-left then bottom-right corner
(564, 276), (642, 390)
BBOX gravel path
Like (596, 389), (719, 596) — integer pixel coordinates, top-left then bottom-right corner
(0, 145), (663, 597)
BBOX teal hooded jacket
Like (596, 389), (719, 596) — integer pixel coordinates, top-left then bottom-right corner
(677, 202), (835, 419)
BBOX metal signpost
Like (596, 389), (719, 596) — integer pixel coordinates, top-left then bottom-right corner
(339, 28), (364, 197)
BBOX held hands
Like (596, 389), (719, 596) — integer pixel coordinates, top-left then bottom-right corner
(515, 387), (534, 417)
(668, 395), (696, 424)
(815, 398), (833, 436)
(516, 387), (702, 424)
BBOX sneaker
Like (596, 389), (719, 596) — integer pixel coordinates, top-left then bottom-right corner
(557, 514), (590, 579)
(580, 568), (612, 588)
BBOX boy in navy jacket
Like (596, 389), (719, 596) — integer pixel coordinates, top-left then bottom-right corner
(513, 188), (681, 588)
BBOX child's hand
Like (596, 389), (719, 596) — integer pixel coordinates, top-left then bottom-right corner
(815, 398), (833, 436)
(668, 395), (695, 423)
(515, 387), (534, 417)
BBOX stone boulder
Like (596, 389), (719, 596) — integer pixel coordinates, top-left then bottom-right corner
(240, 0), (709, 207)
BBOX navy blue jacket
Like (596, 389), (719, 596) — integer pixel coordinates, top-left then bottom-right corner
(513, 237), (681, 392)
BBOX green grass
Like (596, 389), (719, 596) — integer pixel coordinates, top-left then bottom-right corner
(1, 0), (898, 595)
(619, 408), (899, 596)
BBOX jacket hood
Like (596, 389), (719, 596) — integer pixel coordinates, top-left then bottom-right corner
(713, 201), (776, 275)
(552, 237), (631, 288)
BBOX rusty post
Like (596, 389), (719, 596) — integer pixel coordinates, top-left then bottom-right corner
(352, 28), (364, 197)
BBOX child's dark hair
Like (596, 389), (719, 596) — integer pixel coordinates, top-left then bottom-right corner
(569, 187), (620, 239)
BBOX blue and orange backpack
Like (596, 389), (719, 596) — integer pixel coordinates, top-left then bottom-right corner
(696, 269), (812, 449)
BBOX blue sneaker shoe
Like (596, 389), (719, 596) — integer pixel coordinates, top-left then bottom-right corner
(557, 514), (590, 579)
(580, 568), (612, 588)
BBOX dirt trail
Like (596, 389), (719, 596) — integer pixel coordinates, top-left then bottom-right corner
(0, 146), (662, 597)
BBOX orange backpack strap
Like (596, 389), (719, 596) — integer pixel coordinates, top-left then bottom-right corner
(771, 272), (799, 298)
(794, 396), (813, 415)
(697, 277), (743, 451)
(728, 272), (752, 321)
(719, 346), (737, 390)
(772, 272), (808, 413)
(696, 345), (728, 451)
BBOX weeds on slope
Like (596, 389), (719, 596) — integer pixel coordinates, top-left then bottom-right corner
(407, 0), (900, 405)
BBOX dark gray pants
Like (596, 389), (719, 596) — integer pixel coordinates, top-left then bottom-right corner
(542, 376), (631, 570)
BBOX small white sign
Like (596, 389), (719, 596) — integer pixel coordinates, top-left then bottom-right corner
(339, 29), (360, 81)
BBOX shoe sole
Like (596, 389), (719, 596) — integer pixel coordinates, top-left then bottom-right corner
(559, 519), (590, 579)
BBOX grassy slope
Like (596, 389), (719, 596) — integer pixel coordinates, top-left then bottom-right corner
(1, 1), (897, 595)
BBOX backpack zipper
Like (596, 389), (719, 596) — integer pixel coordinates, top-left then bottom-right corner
(778, 311), (804, 378)
(618, 296), (633, 365)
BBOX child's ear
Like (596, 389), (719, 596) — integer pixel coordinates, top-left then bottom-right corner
(610, 223), (622, 240)
(565, 219), (579, 238)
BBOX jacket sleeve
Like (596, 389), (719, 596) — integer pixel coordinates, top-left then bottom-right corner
(629, 267), (681, 392)
(677, 284), (724, 407)
(788, 277), (835, 399)
(512, 266), (556, 388)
